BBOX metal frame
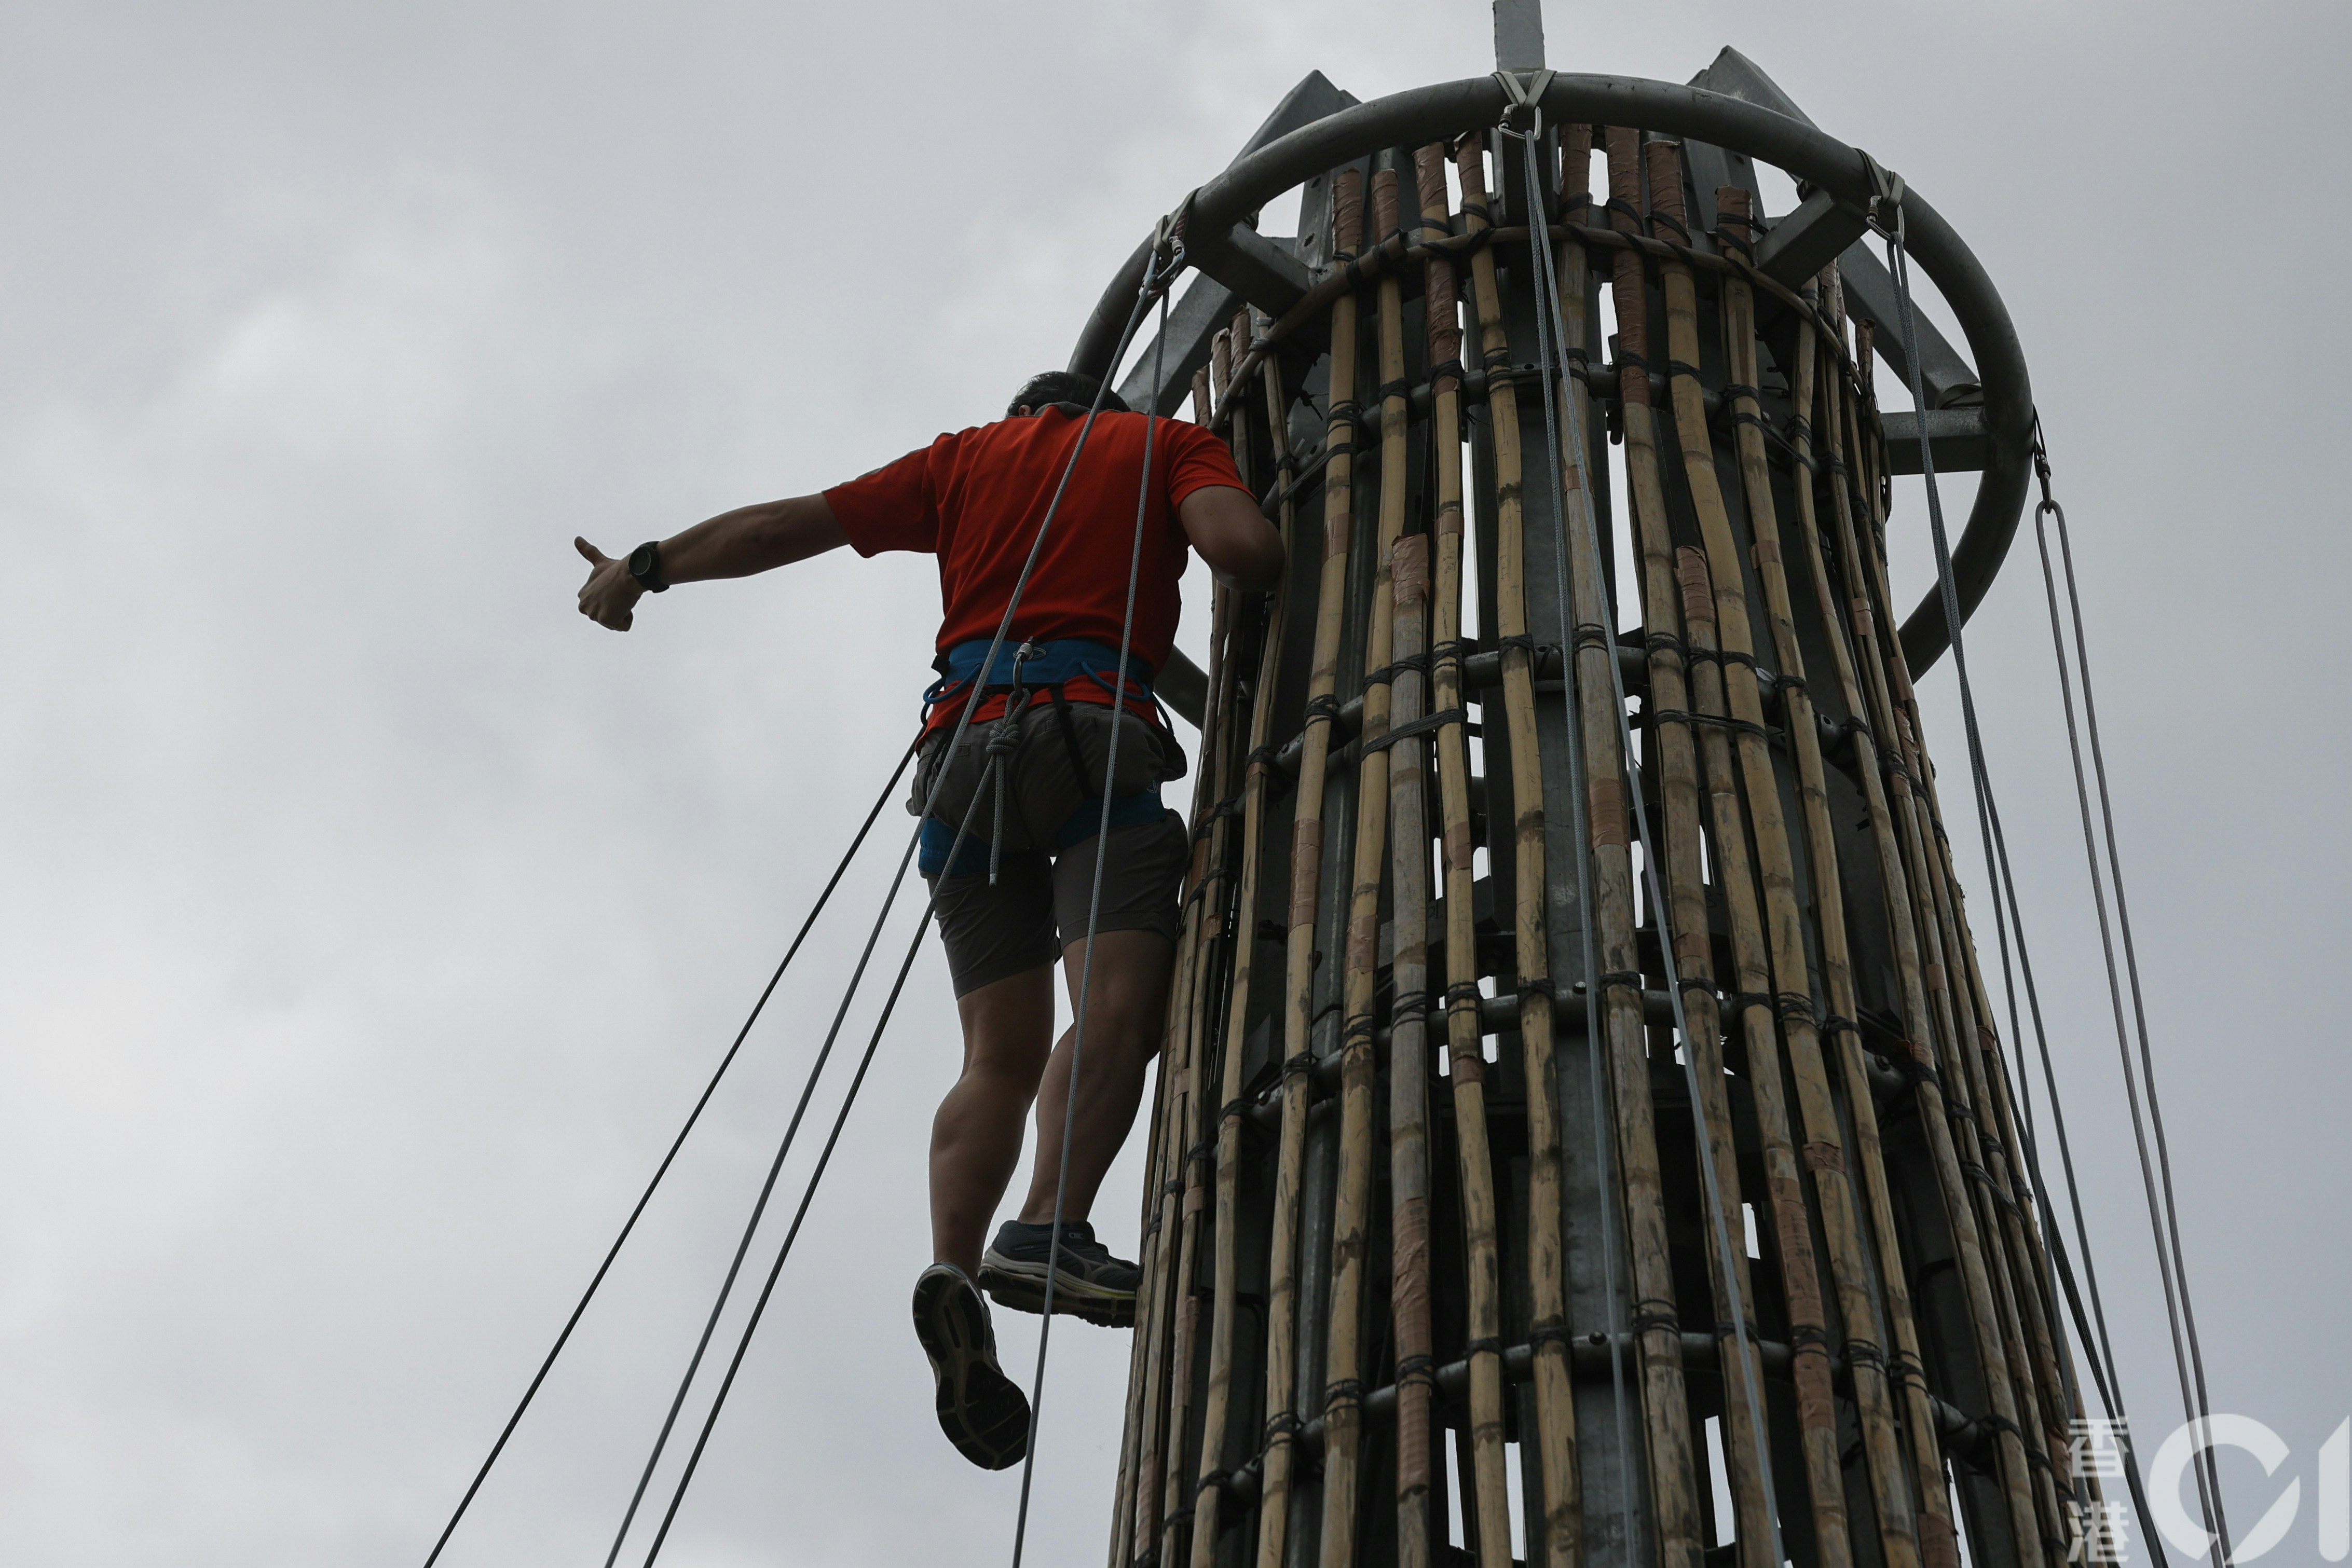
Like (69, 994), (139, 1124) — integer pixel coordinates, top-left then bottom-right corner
(1071, 66), (2031, 677)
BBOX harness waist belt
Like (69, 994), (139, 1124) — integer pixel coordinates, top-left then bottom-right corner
(922, 637), (1157, 711)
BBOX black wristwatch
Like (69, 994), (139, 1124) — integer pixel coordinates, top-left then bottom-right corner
(627, 540), (669, 593)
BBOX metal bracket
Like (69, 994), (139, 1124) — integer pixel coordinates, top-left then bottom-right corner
(1883, 407), (1990, 475)
(1754, 185), (1871, 288)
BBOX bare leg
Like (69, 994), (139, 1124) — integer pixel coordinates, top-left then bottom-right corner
(1017, 928), (1174, 1228)
(930, 962), (1055, 1277)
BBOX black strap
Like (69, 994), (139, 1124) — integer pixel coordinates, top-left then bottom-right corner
(1046, 685), (1095, 793)
(1361, 707), (1468, 757)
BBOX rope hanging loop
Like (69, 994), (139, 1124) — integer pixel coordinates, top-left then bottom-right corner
(1492, 67), (1554, 134)
(1858, 149), (1907, 239)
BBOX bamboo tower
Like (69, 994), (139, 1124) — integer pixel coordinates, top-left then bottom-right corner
(1083, 12), (2074, 1568)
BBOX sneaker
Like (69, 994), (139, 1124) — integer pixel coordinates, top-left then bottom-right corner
(978, 1219), (1139, 1328)
(911, 1263), (1030, 1471)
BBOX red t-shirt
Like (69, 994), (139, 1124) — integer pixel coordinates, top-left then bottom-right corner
(826, 408), (1248, 735)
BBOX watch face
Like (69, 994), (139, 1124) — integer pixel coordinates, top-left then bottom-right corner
(630, 543), (657, 580)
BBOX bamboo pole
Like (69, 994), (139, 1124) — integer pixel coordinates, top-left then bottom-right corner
(1316, 160), (1413, 1568)
(1156, 575), (1251, 1568)
(1387, 521), (1437, 1568)
(1415, 139), (1517, 1568)
(1899, 742), (2066, 1550)
(1206, 208), (1864, 441)
(1703, 182), (1945, 1568)
(1591, 125), (1706, 1568)
(1784, 273), (1965, 1568)
(1617, 137), (1786, 1568)
(1189, 312), (1297, 1568)
(1575, 148), (1851, 1568)
(1748, 237), (1961, 1568)
(1252, 166), (1368, 1568)
(1114, 910), (1186, 1568)
(1543, 116), (1659, 1568)
(1841, 328), (2071, 1554)
(1125, 563), (1240, 1563)
(1814, 289), (2045, 1568)
(1459, 130), (1581, 1568)
(1841, 332), (2075, 1496)
(1948, 881), (2084, 1477)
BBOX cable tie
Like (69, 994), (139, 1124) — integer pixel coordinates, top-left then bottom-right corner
(1361, 707), (1465, 756)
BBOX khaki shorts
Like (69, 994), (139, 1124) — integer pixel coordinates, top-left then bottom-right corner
(912, 700), (1189, 997)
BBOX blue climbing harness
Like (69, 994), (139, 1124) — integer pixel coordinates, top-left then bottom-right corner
(917, 638), (1168, 878)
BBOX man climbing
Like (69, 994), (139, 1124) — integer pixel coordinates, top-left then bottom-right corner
(573, 370), (1284, 1471)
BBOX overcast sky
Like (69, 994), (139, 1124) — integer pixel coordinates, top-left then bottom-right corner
(4, 3), (2347, 1565)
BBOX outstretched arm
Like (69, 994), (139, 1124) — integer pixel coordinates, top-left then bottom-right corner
(1177, 484), (1285, 593)
(575, 493), (847, 631)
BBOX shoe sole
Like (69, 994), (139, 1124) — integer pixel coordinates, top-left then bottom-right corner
(911, 1270), (1030, 1470)
(978, 1258), (1137, 1329)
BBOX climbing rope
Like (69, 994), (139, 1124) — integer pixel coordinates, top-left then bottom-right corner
(1877, 185), (2228, 1563)
(1506, 80), (1785, 1568)
(1497, 88), (1638, 1567)
(602, 230), (1191, 1568)
(2029, 424), (2226, 1561)
(417, 733), (918, 1568)
(1968, 619), (2166, 1555)
(632, 774), (1001, 1566)
(1008, 229), (1180, 1568)
(600, 744), (953, 1568)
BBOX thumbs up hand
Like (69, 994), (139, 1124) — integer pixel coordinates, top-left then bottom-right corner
(575, 537), (644, 630)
